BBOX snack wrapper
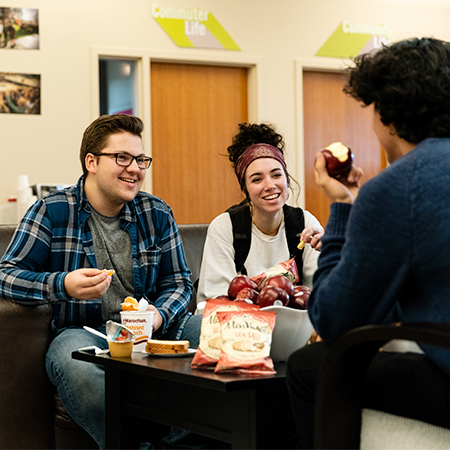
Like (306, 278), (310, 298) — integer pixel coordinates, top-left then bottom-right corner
(251, 257), (299, 289)
(106, 320), (135, 342)
(191, 298), (259, 369)
(214, 310), (276, 374)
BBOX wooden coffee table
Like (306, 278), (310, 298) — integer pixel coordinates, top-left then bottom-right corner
(73, 349), (296, 449)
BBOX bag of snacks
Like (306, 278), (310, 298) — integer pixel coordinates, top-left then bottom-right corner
(214, 310), (276, 374)
(191, 298), (259, 369)
(251, 257), (299, 289)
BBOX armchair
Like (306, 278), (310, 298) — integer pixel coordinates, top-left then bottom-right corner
(314, 323), (450, 449)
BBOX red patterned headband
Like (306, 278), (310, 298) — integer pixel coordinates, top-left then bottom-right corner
(235, 143), (287, 186)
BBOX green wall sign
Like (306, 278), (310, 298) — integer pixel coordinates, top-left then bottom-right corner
(152, 4), (240, 51)
(316, 20), (392, 58)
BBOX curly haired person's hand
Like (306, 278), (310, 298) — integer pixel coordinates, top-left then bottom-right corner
(314, 151), (363, 204)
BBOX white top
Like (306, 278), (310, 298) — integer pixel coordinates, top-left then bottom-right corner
(196, 210), (322, 310)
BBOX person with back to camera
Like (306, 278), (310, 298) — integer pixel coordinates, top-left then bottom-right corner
(196, 122), (324, 309)
(0, 114), (200, 449)
(286, 37), (450, 449)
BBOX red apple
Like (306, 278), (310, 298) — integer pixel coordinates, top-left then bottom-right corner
(289, 285), (311, 310)
(228, 275), (259, 299)
(257, 286), (290, 308)
(265, 275), (294, 297)
(214, 295), (231, 301)
(235, 287), (259, 303)
(321, 142), (353, 179)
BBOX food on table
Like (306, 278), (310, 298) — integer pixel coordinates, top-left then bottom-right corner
(145, 339), (190, 354)
(257, 285), (290, 308)
(235, 287), (259, 303)
(252, 257), (299, 288)
(214, 310), (276, 374)
(289, 285), (311, 310)
(321, 142), (354, 179)
(191, 298), (259, 369)
(105, 320), (135, 357)
(264, 275), (294, 297)
(108, 340), (134, 357)
(227, 275), (259, 299)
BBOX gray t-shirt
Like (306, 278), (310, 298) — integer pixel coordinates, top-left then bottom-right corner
(89, 208), (134, 323)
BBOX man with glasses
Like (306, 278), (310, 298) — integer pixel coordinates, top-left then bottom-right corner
(0, 114), (197, 449)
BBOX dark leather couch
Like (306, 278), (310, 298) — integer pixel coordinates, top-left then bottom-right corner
(0, 223), (208, 449)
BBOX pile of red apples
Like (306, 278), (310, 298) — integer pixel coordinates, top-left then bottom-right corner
(218, 275), (311, 310)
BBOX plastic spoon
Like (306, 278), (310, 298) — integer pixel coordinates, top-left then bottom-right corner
(83, 326), (108, 340)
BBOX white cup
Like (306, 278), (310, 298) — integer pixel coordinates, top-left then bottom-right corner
(120, 311), (154, 352)
(17, 174), (29, 192)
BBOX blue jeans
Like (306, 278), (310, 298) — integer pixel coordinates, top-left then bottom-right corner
(45, 313), (202, 450)
(46, 327), (108, 449)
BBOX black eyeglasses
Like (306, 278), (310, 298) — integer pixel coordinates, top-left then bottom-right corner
(93, 152), (152, 169)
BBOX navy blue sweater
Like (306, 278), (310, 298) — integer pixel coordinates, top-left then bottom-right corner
(309, 138), (450, 378)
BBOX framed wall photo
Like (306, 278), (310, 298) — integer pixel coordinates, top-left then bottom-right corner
(0, 72), (40, 114)
(0, 6), (39, 50)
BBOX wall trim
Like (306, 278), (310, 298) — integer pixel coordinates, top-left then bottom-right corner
(91, 46), (263, 193)
(294, 57), (352, 208)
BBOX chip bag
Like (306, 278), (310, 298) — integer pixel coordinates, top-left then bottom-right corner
(214, 310), (276, 374)
(251, 257), (299, 289)
(191, 298), (259, 369)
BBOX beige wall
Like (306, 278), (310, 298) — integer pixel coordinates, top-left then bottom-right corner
(1, 0), (450, 205)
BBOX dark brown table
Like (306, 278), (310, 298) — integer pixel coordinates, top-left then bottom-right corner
(72, 349), (296, 449)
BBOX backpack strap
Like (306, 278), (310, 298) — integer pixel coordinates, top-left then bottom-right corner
(227, 200), (251, 275)
(228, 202), (306, 283)
(283, 204), (305, 285)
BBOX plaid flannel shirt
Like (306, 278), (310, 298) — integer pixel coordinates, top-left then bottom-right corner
(0, 176), (192, 334)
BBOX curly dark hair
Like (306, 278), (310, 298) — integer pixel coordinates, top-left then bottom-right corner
(343, 37), (450, 143)
(226, 122), (302, 203)
(227, 122), (285, 165)
(80, 114), (143, 177)
(227, 122), (291, 192)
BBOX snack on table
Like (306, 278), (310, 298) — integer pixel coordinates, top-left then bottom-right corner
(145, 339), (190, 354)
(191, 298), (260, 369)
(252, 257), (299, 289)
(105, 320), (135, 357)
(214, 310), (276, 374)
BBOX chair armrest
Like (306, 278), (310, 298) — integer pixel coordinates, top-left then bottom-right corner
(314, 323), (450, 449)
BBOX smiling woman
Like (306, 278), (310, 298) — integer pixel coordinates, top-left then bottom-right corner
(195, 122), (324, 309)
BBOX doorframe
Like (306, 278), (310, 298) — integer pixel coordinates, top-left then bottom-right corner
(90, 46), (263, 193)
(294, 57), (352, 207)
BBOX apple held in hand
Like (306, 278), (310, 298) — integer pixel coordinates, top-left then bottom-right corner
(228, 275), (259, 299)
(289, 285), (311, 310)
(265, 275), (294, 297)
(321, 142), (354, 179)
(235, 287), (259, 303)
(257, 286), (290, 308)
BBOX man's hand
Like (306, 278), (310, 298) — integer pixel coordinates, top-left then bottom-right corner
(64, 268), (112, 300)
(147, 304), (163, 332)
(314, 151), (363, 204)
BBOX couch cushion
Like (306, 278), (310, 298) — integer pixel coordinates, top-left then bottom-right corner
(178, 224), (208, 312)
(0, 300), (54, 449)
(361, 408), (450, 449)
(0, 225), (15, 258)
